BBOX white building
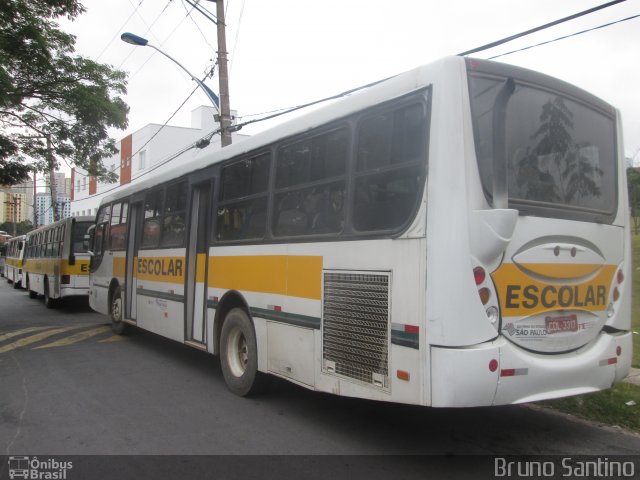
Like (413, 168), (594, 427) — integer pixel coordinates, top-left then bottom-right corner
(36, 192), (71, 226)
(71, 106), (247, 217)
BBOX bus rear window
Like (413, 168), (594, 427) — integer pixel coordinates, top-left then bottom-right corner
(468, 73), (617, 223)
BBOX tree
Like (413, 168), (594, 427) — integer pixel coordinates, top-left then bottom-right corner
(0, 220), (33, 236)
(0, 0), (128, 186)
(627, 167), (640, 234)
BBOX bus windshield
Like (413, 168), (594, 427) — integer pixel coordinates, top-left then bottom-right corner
(468, 66), (617, 223)
(73, 221), (93, 253)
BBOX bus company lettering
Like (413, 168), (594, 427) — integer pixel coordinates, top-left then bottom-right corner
(505, 284), (606, 310)
(137, 257), (183, 278)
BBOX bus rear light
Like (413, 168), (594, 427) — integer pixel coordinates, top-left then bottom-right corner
(617, 270), (624, 284)
(612, 287), (620, 302)
(61, 275), (71, 285)
(473, 267), (486, 285)
(478, 287), (491, 305)
(616, 346), (622, 356)
(489, 359), (498, 372)
(396, 370), (410, 381)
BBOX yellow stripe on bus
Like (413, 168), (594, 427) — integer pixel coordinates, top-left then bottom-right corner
(209, 255), (322, 300)
(132, 254), (323, 299)
(196, 253), (206, 283)
(22, 258), (89, 276)
(113, 257), (126, 278)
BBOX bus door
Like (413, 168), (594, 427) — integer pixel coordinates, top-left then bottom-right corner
(125, 202), (142, 321)
(185, 183), (210, 346)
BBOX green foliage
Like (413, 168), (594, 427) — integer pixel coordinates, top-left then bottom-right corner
(0, 0), (129, 185)
(628, 167), (640, 234)
(0, 220), (33, 236)
(543, 382), (640, 432)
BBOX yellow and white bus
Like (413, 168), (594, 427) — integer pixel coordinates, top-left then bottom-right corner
(4, 235), (26, 289)
(88, 56), (631, 406)
(23, 217), (94, 307)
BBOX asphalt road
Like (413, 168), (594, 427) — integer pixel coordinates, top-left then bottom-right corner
(0, 280), (639, 479)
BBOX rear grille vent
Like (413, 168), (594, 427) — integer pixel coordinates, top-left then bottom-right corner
(322, 271), (390, 389)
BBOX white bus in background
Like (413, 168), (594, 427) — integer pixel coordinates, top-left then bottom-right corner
(87, 56), (631, 406)
(5, 234), (26, 289)
(23, 217), (94, 307)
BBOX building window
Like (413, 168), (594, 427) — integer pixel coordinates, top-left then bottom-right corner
(139, 150), (146, 170)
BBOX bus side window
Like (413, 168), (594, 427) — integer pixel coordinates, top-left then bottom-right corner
(273, 128), (347, 237)
(353, 103), (427, 232)
(161, 183), (187, 247)
(110, 202), (127, 251)
(94, 224), (105, 257)
(216, 153), (270, 241)
(142, 190), (162, 248)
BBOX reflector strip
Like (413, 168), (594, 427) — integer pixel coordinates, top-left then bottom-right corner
(599, 357), (617, 366)
(500, 368), (528, 377)
(404, 325), (419, 334)
(396, 370), (410, 381)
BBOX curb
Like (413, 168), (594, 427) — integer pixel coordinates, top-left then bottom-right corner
(625, 367), (640, 386)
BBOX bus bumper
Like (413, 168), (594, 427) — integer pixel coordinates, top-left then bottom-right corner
(430, 332), (632, 407)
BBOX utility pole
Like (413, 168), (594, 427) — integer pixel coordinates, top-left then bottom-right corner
(33, 169), (38, 228)
(47, 136), (60, 223)
(208, 0), (232, 147)
(3, 194), (18, 237)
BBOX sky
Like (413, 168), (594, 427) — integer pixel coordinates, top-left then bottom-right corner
(58, 0), (640, 169)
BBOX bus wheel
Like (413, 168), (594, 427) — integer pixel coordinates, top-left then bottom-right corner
(27, 278), (38, 299)
(110, 286), (127, 335)
(44, 281), (56, 308)
(12, 278), (20, 289)
(220, 308), (267, 397)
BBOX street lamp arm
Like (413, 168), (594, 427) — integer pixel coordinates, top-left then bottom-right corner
(147, 43), (220, 111)
(120, 32), (220, 112)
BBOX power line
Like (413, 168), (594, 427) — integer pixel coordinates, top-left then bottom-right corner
(458, 0), (628, 56)
(488, 13), (640, 59)
(72, 67), (218, 201)
(119, 0), (173, 69)
(128, 6), (192, 80)
(181, 0), (216, 52)
(95, 0), (145, 61)
(229, 0), (246, 74)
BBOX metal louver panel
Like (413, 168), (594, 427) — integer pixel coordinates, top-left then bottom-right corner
(322, 271), (390, 389)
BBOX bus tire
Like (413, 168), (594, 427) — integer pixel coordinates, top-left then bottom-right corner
(110, 285), (127, 335)
(44, 280), (56, 308)
(27, 278), (38, 299)
(220, 308), (267, 397)
(12, 278), (20, 289)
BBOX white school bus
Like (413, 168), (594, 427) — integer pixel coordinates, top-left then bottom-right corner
(4, 235), (26, 288)
(23, 217), (94, 307)
(88, 57), (631, 406)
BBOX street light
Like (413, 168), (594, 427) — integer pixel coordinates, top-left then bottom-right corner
(121, 32), (220, 111)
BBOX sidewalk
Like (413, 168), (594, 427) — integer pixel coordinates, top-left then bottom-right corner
(625, 367), (640, 386)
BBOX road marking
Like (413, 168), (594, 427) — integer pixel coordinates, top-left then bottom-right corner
(0, 326), (50, 343)
(0, 326), (84, 354)
(99, 335), (127, 343)
(33, 326), (112, 349)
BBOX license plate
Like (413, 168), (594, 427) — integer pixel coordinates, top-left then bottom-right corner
(545, 314), (578, 334)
